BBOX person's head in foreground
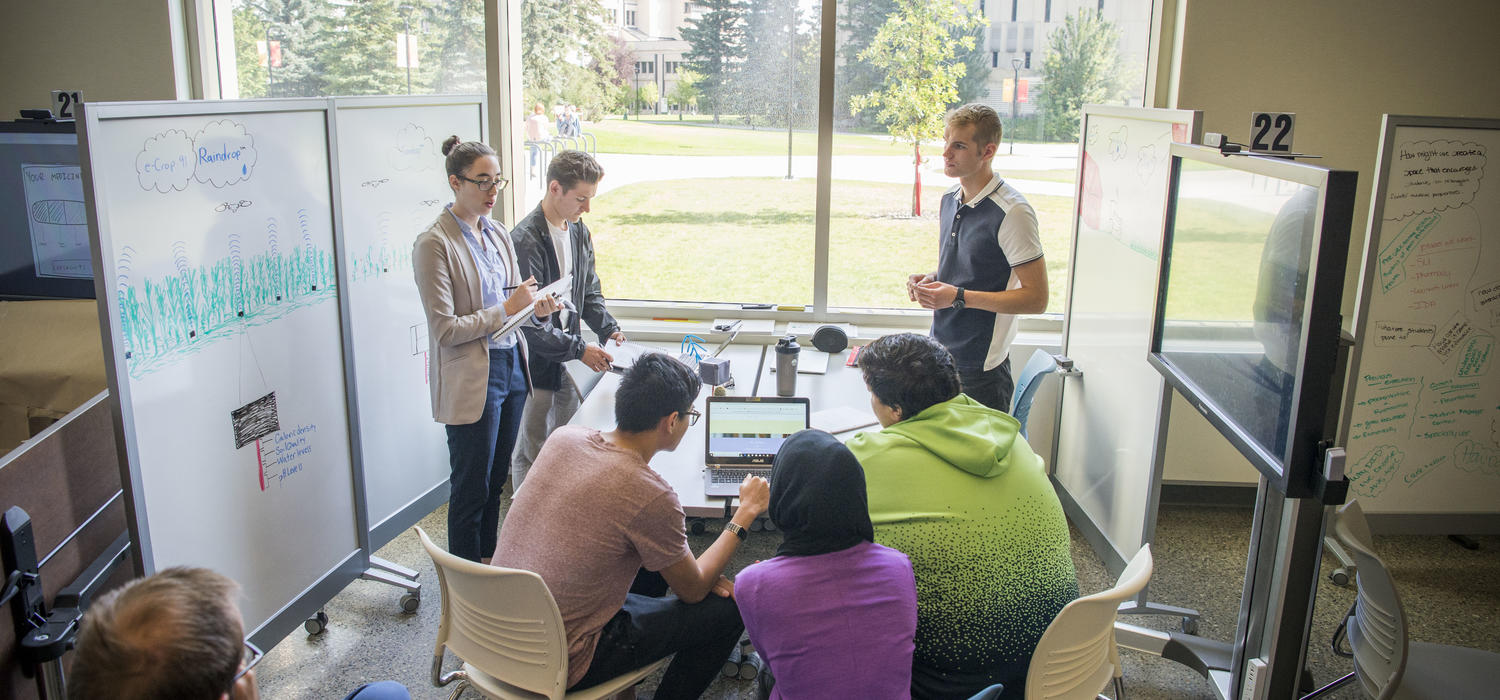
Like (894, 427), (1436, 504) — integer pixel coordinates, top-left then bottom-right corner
(857, 332), (964, 426)
(69, 567), (253, 700)
(769, 429), (875, 558)
(615, 352), (702, 449)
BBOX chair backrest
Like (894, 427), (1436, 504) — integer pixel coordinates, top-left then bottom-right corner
(1025, 544), (1153, 700)
(416, 526), (572, 700)
(1331, 501), (1409, 700)
(1011, 349), (1059, 439)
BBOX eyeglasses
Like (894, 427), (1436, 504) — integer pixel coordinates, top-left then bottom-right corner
(233, 640), (263, 685)
(683, 408), (701, 426)
(459, 175), (509, 192)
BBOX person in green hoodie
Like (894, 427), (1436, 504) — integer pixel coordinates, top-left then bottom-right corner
(846, 333), (1078, 700)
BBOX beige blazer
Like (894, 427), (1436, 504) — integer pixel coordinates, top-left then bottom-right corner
(413, 210), (533, 425)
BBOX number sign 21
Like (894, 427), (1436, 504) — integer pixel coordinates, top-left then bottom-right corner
(1250, 112), (1295, 153)
(52, 90), (83, 119)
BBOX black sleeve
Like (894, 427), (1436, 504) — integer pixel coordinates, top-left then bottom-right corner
(577, 223), (620, 340)
(513, 220), (585, 362)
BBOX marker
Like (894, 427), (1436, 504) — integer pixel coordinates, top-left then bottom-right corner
(652, 317), (693, 323)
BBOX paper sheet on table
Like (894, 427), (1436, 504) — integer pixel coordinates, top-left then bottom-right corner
(491, 274), (572, 341)
(606, 341), (658, 373)
(770, 349), (830, 375)
(786, 321), (857, 337)
(811, 405), (880, 435)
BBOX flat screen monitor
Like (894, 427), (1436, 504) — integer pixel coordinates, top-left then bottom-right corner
(1149, 143), (1356, 496)
(0, 121), (94, 299)
(704, 396), (810, 465)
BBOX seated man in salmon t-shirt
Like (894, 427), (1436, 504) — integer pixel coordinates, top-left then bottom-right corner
(493, 352), (769, 699)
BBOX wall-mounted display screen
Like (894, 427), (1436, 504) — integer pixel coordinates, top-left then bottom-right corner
(0, 121), (94, 299)
(1150, 144), (1356, 496)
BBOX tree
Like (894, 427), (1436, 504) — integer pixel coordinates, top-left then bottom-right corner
(309, 0), (406, 95)
(836, 0), (898, 128)
(733, 0), (817, 129)
(635, 82), (660, 113)
(1039, 9), (1125, 142)
(669, 68), (703, 118)
(950, 17), (991, 105)
(521, 0), (611, 101)
(850, 0), (986, 216)
(422, 0), (485, 94)
(682, 0), (748, 123)
(234, 0), (324, 98)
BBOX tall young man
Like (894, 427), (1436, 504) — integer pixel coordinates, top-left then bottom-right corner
(494, 353), (769, 700)
(511, 150), (625, 490)
(908, 104), (1048, 413)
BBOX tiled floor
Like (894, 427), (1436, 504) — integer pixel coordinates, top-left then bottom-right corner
(256, 499), (1500, 699)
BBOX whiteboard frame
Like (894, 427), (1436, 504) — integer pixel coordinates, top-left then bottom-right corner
(78, 97), (367, 649)
(1056, 104), (1201, 575)
(327, 94), (486, 549)
(1339, 114), (1500, 533)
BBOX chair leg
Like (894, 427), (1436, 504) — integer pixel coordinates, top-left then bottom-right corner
(446, 679), (471, 700)
(1299, 672), (1355, 700)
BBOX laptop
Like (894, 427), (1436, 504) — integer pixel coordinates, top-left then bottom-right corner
(702, 396), (811, 497)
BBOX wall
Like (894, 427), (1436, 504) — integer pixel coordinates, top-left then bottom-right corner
(0, 0), (180, 117)
(1173, 0), (1500, 318)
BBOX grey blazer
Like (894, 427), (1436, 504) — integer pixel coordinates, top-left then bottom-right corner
(412, 210), (534, 425)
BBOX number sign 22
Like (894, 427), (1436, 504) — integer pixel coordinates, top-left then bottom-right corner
(1250, 112), (1295, 152)
(52, 90), (83, 119)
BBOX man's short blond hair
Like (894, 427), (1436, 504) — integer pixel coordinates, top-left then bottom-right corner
(946, 103), (1003, 149)
(69, 567), (243, 700)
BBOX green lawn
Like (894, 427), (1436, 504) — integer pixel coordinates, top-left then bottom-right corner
(1164, 198), (1276, 320)
(587, 117), (927, 157)
(590, 177), (1075, 312)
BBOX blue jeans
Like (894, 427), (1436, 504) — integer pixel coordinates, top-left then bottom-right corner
(343, 680), (410, 700)
(444, 346), (527, 561)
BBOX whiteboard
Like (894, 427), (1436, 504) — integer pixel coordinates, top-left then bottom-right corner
(80, 100), (361, 640)
(1055, 105), (1200, 571)
(1342, 115), (1500, 528)
(332, 96), (483, 546)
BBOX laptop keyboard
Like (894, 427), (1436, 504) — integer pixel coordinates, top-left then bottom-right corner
(709, 468), (763, 483)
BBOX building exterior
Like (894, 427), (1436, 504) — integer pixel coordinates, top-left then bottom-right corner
(603, 0), (699, 113)
(978, 0), (1152, 116)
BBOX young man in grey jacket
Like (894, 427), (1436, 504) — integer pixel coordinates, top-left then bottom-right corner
(511, 150), (625, 489)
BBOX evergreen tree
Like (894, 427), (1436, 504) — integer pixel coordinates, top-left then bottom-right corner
(682, 0), (748, 123)
(420, 0), (485, 95)
(734, 0), (817, 128)
(835, 0), (897, 127)
(521, 0), (610, 102)
(234, 0), (324, 98)
(1039, 9), (1125, 141)
(309, 0), (407, 96)
(950, 14), (991, 105)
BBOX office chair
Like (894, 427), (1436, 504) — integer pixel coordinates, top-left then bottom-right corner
(1011, 349), (1065, 439)
(1303, 500), (1500, 700)
(415, 527), (668, 700)
(1025, 544), (1153, 700)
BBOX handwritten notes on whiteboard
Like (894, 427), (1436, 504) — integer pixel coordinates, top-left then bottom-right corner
(1345, 122), (1500, 512)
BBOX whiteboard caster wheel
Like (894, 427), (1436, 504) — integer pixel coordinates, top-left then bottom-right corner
(305, 611), (329, 635)
(763, 519), (777, 531)
(749, 519), (764, 533)
(1181, 617), (1199, 635)
(687, 518), (706, 535)
(1330, 568), (1350, 587)
(400, 592), (420, 613)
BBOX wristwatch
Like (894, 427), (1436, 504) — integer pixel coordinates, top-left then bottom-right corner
(952, 287), (967, 310)
(724, 521), (748, 541)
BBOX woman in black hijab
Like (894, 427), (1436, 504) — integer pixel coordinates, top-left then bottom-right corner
(733, 430), (918, 700)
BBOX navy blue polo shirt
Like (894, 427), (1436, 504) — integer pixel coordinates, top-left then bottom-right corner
(933, 174), (1043, 373)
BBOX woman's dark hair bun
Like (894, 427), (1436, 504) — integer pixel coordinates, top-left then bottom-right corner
(440, 135), (462, 156)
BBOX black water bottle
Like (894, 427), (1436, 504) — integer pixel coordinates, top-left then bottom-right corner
(774, 335), (800, 396)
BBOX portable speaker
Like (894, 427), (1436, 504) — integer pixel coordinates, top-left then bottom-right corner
(699, 357), (731, 386)
(811, 325), (848, 353)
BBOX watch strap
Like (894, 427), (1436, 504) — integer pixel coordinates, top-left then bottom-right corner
(725, 521), (748, 541)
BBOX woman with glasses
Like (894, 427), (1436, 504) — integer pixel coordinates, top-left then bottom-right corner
(414, 135), (560, 563)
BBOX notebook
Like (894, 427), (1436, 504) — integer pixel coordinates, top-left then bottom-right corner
(701, 396), (810, 497)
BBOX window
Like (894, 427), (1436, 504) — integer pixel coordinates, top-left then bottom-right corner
(1023, 24), (1035, 52)
(635, 61), (654, 74)
(664, 61), (679, 74)
(684, 2), (692, 12)
(991, 51), (999, 68)
(1011, 0), (1018, 22)
(1045, 0), (1052, 22)
(609, 9), (618, 24)
(1006, 25), (1018, 51)
(1024, 49), (1032, 69)
(217, 0), (487, 99)
(625, 9), (636, 27)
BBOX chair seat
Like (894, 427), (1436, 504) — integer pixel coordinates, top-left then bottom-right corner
(461, 658), (669, 700)
(1389, 643), (1500, 700)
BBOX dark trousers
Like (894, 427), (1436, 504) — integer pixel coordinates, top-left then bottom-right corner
(958, 356), (1013, 414)
(572, 570), (745, 700)
(444, 346), (527, 562)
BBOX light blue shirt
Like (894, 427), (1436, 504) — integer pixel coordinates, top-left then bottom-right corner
(447, 205), (516, 350)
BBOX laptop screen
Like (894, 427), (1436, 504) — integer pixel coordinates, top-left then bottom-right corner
(705, 397), (810, 465)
